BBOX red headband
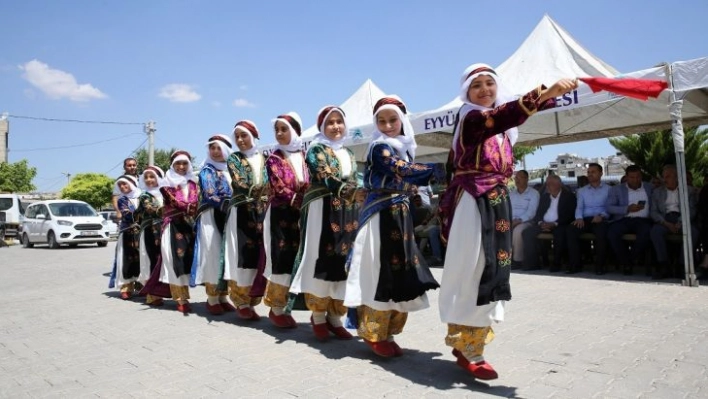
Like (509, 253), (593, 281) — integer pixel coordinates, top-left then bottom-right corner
(143, 166), (164, 179)
(234, 121), (259, 139)
(373, 97), (407, 115)
(208, 135), (233, 148)
(117, 174), (137, 187)
(465, 67), (497, 81)
(317, 106), (346, 130)
(170, 150), (191, 163)
(277, 114), (302, 136)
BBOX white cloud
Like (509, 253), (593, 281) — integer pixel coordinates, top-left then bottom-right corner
(19, 59), (107, 102)
(233, 98), (255, 108)
(158, 83), (201, 103)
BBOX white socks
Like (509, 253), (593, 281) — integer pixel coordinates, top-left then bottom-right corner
(312, 312), (327, 324)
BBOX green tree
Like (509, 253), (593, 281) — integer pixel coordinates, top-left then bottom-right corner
(61, 173), (113, 210)
(133, 147), (178, 174)
(608, 126), (708, 184)
(0, 159), (37, 192)
(513, 145), (540, 166)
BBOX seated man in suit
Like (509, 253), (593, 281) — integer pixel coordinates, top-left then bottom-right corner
(650, 164), (699, 279)
(606, 165), (653, 275)
(522, 175), (577, 272)
(567, 163), (611, 275)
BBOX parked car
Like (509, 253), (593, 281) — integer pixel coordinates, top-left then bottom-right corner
(21, 200), (110, 248)
(98, 211), (119, 238)
(0, 193), (25, 239)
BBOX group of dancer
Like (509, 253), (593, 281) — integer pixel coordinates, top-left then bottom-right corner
(108, 63), (578, 380)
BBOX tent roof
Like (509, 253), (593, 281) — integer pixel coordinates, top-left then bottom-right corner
(302, 79), (386, 137)
(436, 15), (619, 112)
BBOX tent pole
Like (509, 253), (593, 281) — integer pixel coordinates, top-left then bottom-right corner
(667, 64), (699, 287)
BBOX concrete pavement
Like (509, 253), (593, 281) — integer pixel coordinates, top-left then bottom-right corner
(0, 242), (707, 398)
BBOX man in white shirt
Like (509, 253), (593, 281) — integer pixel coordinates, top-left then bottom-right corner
(650, 164), (698, 279)
(606, 165), (653, 276)
(521, 175), (577, 271)
(509, 170), (540, 268)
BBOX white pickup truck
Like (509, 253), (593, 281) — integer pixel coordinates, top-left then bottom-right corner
(0, 193), (24, 239)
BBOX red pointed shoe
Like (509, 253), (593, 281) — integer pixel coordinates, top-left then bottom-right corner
(453, 351), (498, 380)
(364, 339), (395, 358)
(269, 310), (297, 328)
(176, 303), (191, 314)
(237, 306), (260, 321)
(310, 316), (330, 341)
(388, 340), (404, 357)
(206, 303), (225, 315)
(220, 302), (237, 312)
(326, 320), (353, 340)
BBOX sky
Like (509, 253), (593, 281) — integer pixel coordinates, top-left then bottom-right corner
(1, 0), (707, 192)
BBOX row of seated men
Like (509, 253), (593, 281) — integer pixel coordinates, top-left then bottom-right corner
(510, 163), (701, 279)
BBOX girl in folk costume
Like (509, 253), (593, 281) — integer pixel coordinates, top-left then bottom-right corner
(438, 63), (577, 379)
(109, 174), (143, 299)
(289, 106), (361, 341)
(136, 166), (169, 306)
(344, 96), (445, 357)
(159, 150), (199, 313)
(223, 120), (269, 321)
(192, 134), (236, 315)
(263, 112), (310, 328)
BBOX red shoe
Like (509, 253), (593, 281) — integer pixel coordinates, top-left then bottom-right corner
(237, 306), (260, 321)
(310, 316), (330, 341)
(148, 298), (164, 307)
(388, 340), (404, 357)
(326, 320), (353, 340)
(453, 350), (498, 380)
(220, 302), (237, 312)
(206, 303), (225, 315)
(176, 303), (191, 314)
(120, 292), (131, 300)
(269, 310), (297, 328)
(364, 339), (396, 358)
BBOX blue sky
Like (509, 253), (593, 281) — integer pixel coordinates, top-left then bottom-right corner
(1, 0), (706, 192)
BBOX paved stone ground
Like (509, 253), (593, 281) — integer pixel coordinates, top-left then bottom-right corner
(1, 242), (707, 398)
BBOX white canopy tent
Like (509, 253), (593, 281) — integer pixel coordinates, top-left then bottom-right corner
(405, 15), (708, 160)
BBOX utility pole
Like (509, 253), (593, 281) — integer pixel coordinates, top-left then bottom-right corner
(61, 172), (71, 185)
(0, 112), (8, 164)
(145, 121), (156, 166)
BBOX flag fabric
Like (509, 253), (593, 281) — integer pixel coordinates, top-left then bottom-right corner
(578, 77), (668, 101)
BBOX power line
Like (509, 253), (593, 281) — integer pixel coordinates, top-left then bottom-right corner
(103, 138), (149, 175)
(11, 133), (142, 152)
(7, 114), (144, 126)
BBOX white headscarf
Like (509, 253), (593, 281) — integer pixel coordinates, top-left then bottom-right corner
(233, 120), (260, 157)
(367, 95), (417, 162)
(164, 151), (196, 187)
(139, 165), (165, 203)
(273, 112), (304, 153)
(114, 174), (141, 199)
(201, 134), (233, 171)
(310, 106), (347, 151)
(455, 63), (519, 152)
